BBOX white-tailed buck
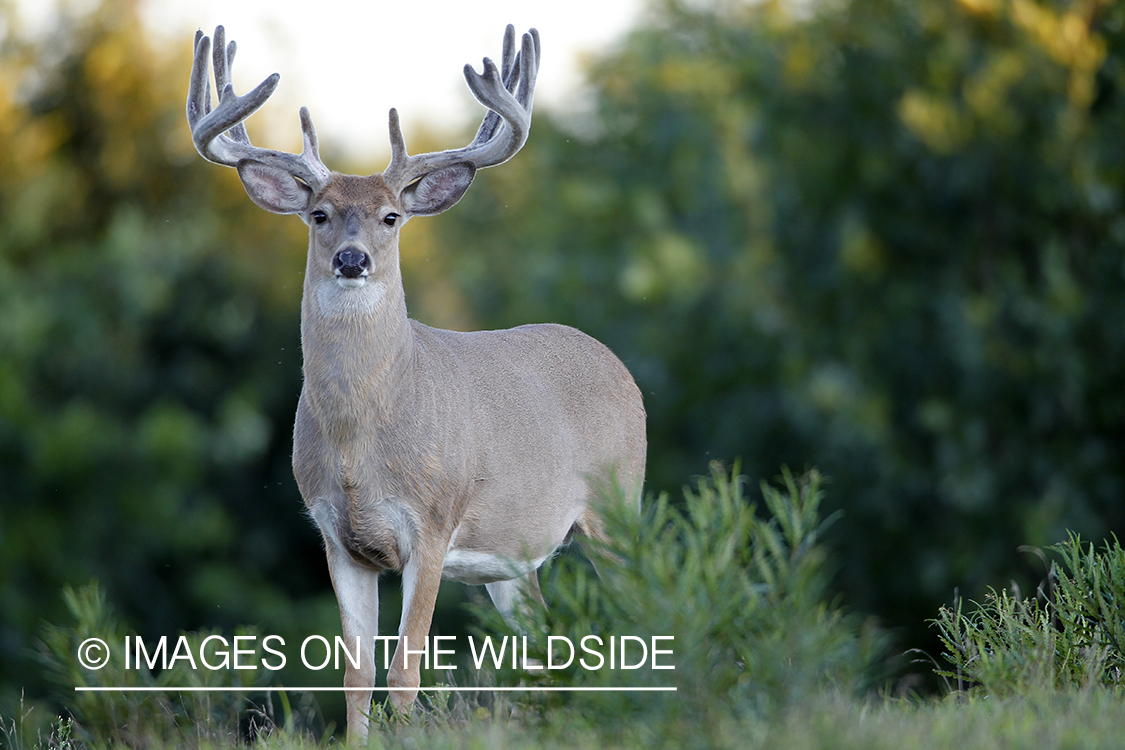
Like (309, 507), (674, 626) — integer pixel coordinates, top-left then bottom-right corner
(187, 25), (646, 739)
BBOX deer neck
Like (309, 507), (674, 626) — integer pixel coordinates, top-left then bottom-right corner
(299, 257), (414, 441)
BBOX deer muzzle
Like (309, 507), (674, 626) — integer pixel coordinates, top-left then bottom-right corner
(333, 248), (371, 282)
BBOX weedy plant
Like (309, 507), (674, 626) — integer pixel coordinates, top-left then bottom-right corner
(471, 463), (886, 742)
(933, 533), (1125, 695)
(33, 584), (292, 748)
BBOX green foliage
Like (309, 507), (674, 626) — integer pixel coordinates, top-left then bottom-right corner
(1051, 533), (1125, 671)
(0, 0), (352, 715)
(471, 465), (884, 742)
(934, 534), (1125, 694)
(34, 583), (278, 747)
(426, 0), (1125, 656)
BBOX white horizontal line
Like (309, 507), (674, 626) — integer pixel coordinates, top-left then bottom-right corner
(75, 686), (676, 693)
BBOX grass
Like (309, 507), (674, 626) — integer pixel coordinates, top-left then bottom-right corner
(10, 689), (1125, 749)
(5, 463), (1125, 749)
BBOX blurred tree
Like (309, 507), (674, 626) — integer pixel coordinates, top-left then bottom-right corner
(425, 0), (1125, 658)
(0, 0), (345, 710)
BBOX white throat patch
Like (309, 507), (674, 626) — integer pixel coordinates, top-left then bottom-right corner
(315, 277), (387, 317)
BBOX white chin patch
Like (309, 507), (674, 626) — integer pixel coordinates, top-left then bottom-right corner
(317, 278), (386, 317)
(335, 276), (367, 289)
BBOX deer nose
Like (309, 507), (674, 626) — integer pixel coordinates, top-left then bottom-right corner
(333, 248), (370, 279)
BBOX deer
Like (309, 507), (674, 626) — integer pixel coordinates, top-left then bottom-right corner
(186, 24), (646, 740)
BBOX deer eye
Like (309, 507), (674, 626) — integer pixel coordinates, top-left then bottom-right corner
(311, 210), (328, 225)
(383, 213), (400, 227)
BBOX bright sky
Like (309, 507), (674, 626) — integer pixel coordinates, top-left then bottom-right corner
(14, 0), (646, 164)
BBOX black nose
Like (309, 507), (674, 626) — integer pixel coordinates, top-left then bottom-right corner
(333, 248), (370, 279)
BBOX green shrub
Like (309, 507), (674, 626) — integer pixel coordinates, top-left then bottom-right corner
(933, 534), (1125, 695)
(470, 463), (886, 742)
(34, 583), (280, 747)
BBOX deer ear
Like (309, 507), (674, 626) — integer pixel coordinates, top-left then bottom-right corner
(237, 160), (313, 215)
(400, 163), (476, 217)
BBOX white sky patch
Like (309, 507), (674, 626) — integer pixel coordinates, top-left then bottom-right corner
(10, 0), (644, 163)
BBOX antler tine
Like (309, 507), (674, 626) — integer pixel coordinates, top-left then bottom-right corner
(382, 26), (540, 194)
(187, 31), (214, 129)
(387, 107), (408, 171)
(499, 24), (517, 89)
(211, 27), (251, 147)
(470, 25), (529, 148)
(186, 26), (330, 191)
(518, 28), (541, 107)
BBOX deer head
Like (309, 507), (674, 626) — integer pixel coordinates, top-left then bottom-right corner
(188, 23), (538, 319)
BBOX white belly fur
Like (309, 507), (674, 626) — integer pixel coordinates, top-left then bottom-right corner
(441, 548), (547, 585)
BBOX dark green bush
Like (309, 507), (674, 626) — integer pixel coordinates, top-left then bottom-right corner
(934, 534), (1125, 695)
(471, 464), (886, 742)
(35, 584), (278, 748)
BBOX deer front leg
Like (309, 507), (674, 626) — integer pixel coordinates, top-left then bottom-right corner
(324, 542), (380, 743)
(387, 542), (446, 714)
